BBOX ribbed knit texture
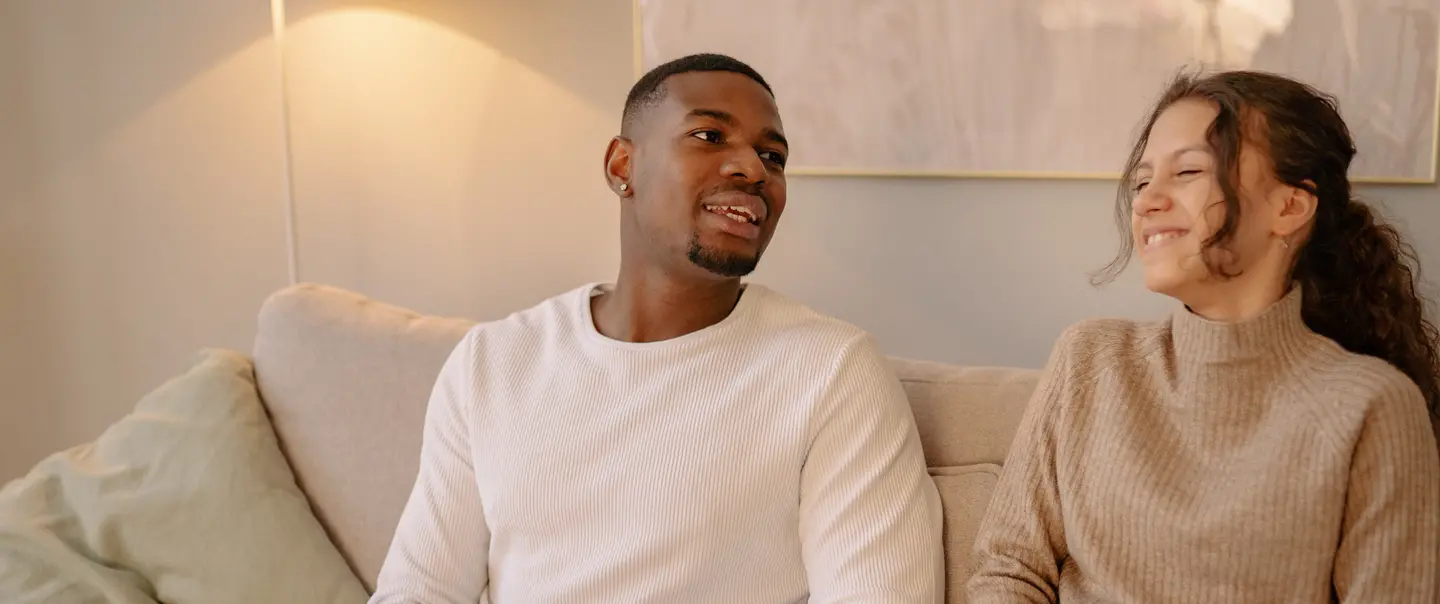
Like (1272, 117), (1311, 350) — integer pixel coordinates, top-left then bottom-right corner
(369, 283), (943, 604)
(967, 288), (1440, 603)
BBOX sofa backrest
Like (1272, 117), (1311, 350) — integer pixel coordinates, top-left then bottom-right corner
(252, 283), (1040, 600)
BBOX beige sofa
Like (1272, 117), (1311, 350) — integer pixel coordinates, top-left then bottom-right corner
(0, 282), (1041, 603)
(255, 283), (1041, 602)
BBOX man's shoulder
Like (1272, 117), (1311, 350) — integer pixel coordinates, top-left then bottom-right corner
(746, 288), (909, 425)
(740, 285), (895, 383)
(465, 283), (594, 342)
(744, 284), (873, 349)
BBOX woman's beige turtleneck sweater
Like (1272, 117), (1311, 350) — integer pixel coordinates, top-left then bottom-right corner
(967, 289), (1439, 603)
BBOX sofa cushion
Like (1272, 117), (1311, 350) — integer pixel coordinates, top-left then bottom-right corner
(252, 283), (473, 591)
(893, 359), (1038, 467)
(0, 349), (368, 604)
(929, 464), (1003, 604)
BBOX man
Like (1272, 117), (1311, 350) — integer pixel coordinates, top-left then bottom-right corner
(369, 53), (942, 604)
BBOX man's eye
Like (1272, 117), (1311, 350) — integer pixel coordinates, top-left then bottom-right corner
(692, 131), (721, 143)
(761, 151), (787, 166)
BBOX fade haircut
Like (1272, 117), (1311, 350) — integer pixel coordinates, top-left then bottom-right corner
(620, 53), (773, 136)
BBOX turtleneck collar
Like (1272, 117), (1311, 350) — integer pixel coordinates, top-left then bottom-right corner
(1171, 287), (1313, 366)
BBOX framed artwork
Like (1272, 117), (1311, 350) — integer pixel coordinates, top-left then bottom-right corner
(635, 0), (1440, 183)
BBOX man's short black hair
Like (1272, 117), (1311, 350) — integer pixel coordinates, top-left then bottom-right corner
(621, 53), (773, 135)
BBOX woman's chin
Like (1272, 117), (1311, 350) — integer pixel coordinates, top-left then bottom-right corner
(1142, 269), (1188, 298)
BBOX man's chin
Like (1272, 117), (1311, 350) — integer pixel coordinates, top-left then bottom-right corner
(687, 244), (760, 278)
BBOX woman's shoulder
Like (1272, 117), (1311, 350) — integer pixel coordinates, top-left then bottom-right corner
(1037, 317), (1170, 384)
(1052, 316), (1170, 359)
(1292, 339), (1438, 463)
(1299, 338), (1428, 414)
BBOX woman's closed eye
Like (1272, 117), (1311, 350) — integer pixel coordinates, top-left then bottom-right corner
(1133, 169), (1204, 192)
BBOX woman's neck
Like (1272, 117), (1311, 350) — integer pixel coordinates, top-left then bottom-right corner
(1180, 278), (1292, 322)
(1171, 286), (1310, 367)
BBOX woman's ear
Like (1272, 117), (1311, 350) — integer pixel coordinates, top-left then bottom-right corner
(1274, 179), (1318, 238)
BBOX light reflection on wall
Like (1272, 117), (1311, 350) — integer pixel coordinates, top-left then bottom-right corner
(1039, 0), (1308, 67)
(276, 6), (620, 318)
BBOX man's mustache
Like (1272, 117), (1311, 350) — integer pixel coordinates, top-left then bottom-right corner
(703, 181), (771, 209)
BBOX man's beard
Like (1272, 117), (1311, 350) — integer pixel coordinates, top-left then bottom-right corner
(686, 235), (759, 277)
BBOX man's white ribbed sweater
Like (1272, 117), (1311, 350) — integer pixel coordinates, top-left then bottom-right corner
(369, 283), (943, 603)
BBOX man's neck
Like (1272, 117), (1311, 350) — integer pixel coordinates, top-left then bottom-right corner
(591, 264), (744, 343)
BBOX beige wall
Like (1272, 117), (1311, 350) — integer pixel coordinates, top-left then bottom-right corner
(3, 0), (1437, 480)
(280, 0), (627, 318)
(0, 1), (293, 480)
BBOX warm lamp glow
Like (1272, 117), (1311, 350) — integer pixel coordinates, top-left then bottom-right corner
(261, 3), (614, 299)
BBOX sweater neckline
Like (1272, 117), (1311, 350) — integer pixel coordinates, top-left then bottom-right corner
(1170, 287), (1313, 366)
(577, 282), (763, 351)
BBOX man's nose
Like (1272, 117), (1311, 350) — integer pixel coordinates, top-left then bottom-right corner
(722, 148), (766, 184)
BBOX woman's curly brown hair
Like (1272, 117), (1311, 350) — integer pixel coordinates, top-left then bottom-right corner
(1095, 69), (1440, 423)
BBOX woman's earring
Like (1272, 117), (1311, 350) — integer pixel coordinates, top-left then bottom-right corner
(1279, 238), (1290, 250)
(618, 183), (629, 192)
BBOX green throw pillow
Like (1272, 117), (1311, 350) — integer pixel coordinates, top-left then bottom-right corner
(0, 349), (368, 604)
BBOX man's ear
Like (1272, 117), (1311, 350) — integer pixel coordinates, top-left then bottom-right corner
(1274, 179), (1318, 238)
(604, 136), (634, 197)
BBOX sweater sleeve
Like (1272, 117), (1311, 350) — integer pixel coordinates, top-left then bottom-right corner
(1332, 378), (1440, 603)
(370, 329), (491, 604)
(965, 329), (1076, 604)
(798, 334), (944, 604)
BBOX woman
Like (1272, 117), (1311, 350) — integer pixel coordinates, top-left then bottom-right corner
(966, 70), (1440, 602)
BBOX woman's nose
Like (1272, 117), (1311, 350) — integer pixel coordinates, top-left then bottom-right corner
(1133, 182), (1172, 216)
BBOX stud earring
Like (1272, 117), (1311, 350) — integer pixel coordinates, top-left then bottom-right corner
(1279, 238), (1290, 250)
(618, 183), (629, 192)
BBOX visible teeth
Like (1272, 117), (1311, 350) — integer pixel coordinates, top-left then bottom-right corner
(704, 204), (758, 224)
(1146, 232), (1183, 246)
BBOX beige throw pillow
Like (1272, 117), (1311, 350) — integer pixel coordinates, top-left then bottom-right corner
(930, 463), (1003, 604)
(0, 349), (368, 604)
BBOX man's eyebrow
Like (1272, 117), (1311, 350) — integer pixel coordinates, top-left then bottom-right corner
(687, 108), (735, 123)
(764, 128), (788, 149)
(687, 108), (787, 148)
